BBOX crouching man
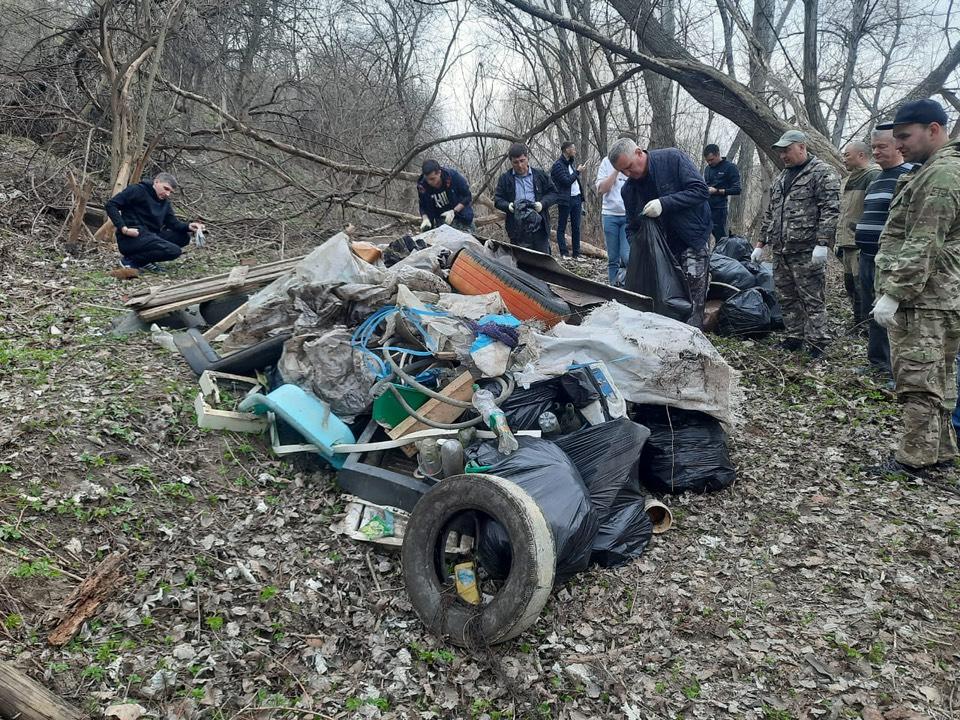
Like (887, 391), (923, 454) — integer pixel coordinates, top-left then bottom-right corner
(105, 172), (205, 272)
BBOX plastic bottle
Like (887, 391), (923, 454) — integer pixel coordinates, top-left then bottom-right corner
(471, 384), (519, 455)
(538, 411), (560, 438)
(416, 438), (443, 479)
(439, 439), (465, 478)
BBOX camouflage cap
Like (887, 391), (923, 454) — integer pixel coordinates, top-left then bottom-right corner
(772, 130), (808, 148)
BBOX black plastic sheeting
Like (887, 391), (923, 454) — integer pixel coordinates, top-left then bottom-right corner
(717, 287), (773, 337)
(630, 405), (736, 495)
(714, 236), (754, 263)
(624, 218), (692, 322)
(709, 253), (756, 291)
(468, 418), (655, 582)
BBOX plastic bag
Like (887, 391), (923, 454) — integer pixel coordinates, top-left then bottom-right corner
(498, 378), (562, 430)
(717, 288), (772, 337)
(624, 218), (692, 322)
(278, 328), (377, 421)
(469, 438), (598, 583)
(744, 261), (775, 293)
(709, 253), (756, 291)
(631, 405), (736, 494)
(714, 236), (753, 263)
(556, 419), (653, 567)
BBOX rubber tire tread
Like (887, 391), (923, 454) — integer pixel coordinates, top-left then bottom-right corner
(449, 248), (570, 326)
(401, 473), (556, 647)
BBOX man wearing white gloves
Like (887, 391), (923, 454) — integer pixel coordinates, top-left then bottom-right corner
(755, 130), (840, 358)
(871, 99), (960, 475)
(494, 143), (559, 254)
(609, 138), (712, 328)
(416, 159), (475, 233)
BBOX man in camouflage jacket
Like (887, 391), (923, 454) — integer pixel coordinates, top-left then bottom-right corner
(755, 130), (841, 357)
(872, 99), (960, 474)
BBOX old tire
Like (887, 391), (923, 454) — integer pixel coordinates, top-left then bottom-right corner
(401, 473), (555, 647)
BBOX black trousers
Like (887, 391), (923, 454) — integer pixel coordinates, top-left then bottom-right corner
(858, 252), (891, 374)
(118, 227), (190, 265)
(710, 205), (727, 242)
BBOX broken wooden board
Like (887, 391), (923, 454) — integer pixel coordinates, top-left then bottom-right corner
(387, 371), (475, 457)
(201, 300), (249, 341)
(195, 371), (268, 433)
(0, 662), (86, 720)
(46, 551), (127, 647)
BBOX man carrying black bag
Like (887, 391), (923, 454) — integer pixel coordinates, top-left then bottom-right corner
(609, 138), (712, 328)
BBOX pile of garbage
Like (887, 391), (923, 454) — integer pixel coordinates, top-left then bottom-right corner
(150, 226), (741, 645)
(706, 235), (785, 336)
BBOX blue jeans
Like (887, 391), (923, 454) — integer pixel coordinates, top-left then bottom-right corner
(556, 195), (583, 256)
(602, 214), (629, 285)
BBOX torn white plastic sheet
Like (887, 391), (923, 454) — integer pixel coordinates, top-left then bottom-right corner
(514, 302), (737, 424)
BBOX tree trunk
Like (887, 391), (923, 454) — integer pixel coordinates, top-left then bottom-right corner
(801, 0), (829, 135)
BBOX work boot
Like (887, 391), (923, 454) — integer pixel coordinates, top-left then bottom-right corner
(867, 454), (926, 479)
(777, 337), (803, 352)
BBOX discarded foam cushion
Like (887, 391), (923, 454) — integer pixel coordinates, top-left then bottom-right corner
(238, 384), (356, 468)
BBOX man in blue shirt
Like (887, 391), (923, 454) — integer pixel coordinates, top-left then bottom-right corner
(609, 137), (712, 328)
(494, 143), (559, 253)
(702, 144), (742, 241)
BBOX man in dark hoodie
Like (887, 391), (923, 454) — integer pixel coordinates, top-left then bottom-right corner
(416, 159), (475, 233)
(105, 172), (205, 271)
(609, 137), (712, 328)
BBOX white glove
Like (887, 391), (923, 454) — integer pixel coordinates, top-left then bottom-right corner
(872, 294), (899, 329)
(508, 202), (515, 213)
(533, 201), (543, 212)
(750, 246), (763, 263)
(642, 199), (663, 218)
(811, 244), (829, 266)
(419, 216), (431, 232)
(441, 209), (456, 225)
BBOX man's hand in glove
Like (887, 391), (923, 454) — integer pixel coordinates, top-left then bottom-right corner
(750, 246), (764, 264)
(642, 199), (662, 218)
(508, 202), (515, 213)
(533, 201), (543, 212)
(872, 294), (899, 329)
(441, 209), (456, 225)
(419, 216), (432, 232)
(811, 244), (829, 266)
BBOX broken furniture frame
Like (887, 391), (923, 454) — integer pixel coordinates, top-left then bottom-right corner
(194, 371), (269, 433)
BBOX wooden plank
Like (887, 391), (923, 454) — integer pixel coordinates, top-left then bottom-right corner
(0, 663), (86, 720)
(201, 300), (249, 341)
(47, 552), (127, 647)
(387, 372), (475, 457)
(137, 289), (237, 321)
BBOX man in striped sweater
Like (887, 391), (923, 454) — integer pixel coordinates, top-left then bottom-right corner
(854, 128), (913, 378)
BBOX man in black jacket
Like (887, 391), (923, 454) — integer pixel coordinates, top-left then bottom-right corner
(550, 141), (587, 258)
(105, 172), (205, 271)
(416, 159), (475, 233)
(494, 143), (559, 254)
(702, 144), (741, 241)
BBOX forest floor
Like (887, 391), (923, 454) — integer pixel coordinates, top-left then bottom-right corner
(0, 168), (958, 720)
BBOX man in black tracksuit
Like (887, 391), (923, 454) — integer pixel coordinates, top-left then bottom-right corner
(702, 144), (742, 241)
(416, 159), (475, 233)
(105, 172), (204, 270)
(494, 143), (559, 254)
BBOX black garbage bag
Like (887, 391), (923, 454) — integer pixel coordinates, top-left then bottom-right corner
(556, 418), (654, 566)
(497, 378), (562, 431)
(709, 253), (756, 291)
(717, 287), (772, 337)
(514, 199), (544, 236)
(469, 438), (598, 583)
(630, 404), (736, 494)
(624, 218), (692, 322)
(714, 236), (754, 263)
(744, 261), (775, 293)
